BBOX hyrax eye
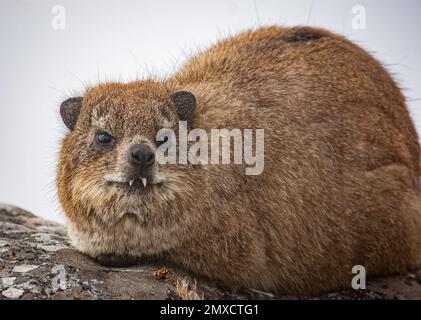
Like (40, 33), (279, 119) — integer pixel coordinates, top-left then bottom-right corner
(95, 132), (115, 147)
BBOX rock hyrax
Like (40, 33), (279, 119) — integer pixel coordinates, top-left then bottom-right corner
(57, 26), (421, 295)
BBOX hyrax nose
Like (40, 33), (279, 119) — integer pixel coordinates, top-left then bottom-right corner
(128, 144), (155, 169)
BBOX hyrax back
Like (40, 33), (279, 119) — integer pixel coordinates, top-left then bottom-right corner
(57, 26), (421, 295)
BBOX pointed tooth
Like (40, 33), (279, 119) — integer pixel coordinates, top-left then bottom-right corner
(129, 180), (134, 187)
(141, 177), (147, 187)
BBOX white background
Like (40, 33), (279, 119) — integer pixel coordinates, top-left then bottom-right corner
(0, 0), (420, 222)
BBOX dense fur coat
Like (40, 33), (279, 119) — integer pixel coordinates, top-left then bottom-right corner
(57, 26), (421, 295)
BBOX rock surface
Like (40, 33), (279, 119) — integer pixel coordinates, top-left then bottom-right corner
(1, 203), (421, 300)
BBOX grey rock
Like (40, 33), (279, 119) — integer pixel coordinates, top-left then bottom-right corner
(12, 265), (39, 273)
(2, 287), (24, 299)
(0, 204), (248, 300)
(1, 203), (421, 300)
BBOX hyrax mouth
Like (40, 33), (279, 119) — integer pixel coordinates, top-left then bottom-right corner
(109, 176), (154, 193)
(128, 177), (148, 188)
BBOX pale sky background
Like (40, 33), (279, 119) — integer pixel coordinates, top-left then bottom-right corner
(0, 0), (420, 223)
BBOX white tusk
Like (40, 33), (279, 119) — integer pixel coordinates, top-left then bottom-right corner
(141, 177), (147, 187)
(129, 180), (134, 187)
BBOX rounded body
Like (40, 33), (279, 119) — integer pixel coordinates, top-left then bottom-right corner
(58, 26), (421, 295)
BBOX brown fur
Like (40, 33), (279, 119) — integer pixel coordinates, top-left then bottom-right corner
(57, 26), (421, 295)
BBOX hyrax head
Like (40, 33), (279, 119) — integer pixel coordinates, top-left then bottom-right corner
(57, 81), (196, 223)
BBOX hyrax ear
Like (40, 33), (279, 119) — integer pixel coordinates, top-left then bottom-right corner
(170, 91), (196, 121)
(60, 97), (83, 130)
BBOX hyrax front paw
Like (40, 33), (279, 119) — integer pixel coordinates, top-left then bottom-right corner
(94, 254), (139, 267)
